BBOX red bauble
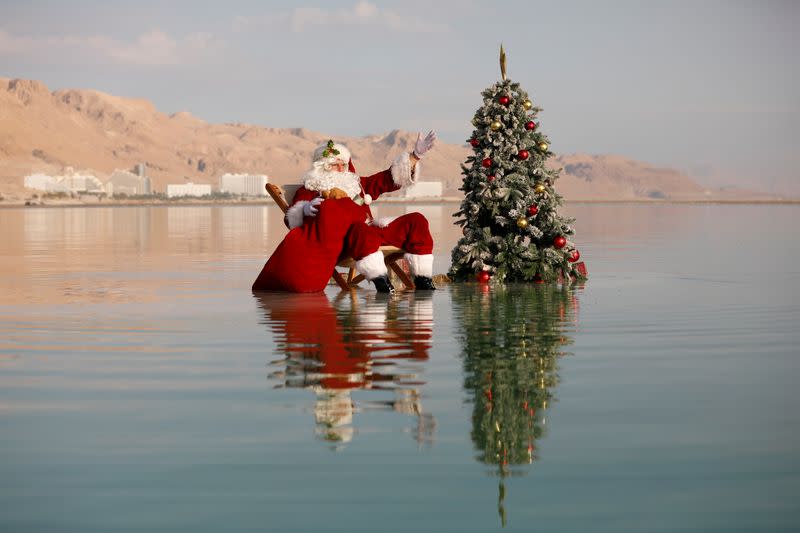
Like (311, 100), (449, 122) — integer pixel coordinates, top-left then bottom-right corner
(568, 249), (581, 262)
(525, 121), (537, 130)
(527, 205), (539, 216)
(476, 271), (491, 283)
(470, 138), (480, 147)
(498, 96), (510, 105)
(487, 175), (496, 182)
(518, 150), (529, 160)
(533, 274), (544, 284)
(553, 236), (567, 249)
(481, 158), (493, 168)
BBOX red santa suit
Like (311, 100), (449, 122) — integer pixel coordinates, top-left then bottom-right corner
(252, 145), (434, 292)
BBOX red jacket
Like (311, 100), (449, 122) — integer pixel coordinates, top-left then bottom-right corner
(252, 168), (402, 292)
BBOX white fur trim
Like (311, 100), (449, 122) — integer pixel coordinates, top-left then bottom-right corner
(405, 253), (433, 277)
(355, 250), (387, 280)
(391, 152), (419, 187)
(303, 164), (361, 198)
(286, 201), (308, 229)
(371, 216), (398, 228)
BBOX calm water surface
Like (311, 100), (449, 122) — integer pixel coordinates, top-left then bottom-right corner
(0, 204), (798, 531)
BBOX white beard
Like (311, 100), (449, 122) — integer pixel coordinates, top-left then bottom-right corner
(302, 162), (362, 199)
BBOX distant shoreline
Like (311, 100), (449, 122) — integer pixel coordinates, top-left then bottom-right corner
(1, 197), (799, 209)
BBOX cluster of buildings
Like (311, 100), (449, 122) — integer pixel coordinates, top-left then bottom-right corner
(164, 174), (270, 198)
(24, 164), (444, 199)
(24, 170), (106, 194)
(23, 165), (270, 199)
(24, 165), (154, 197)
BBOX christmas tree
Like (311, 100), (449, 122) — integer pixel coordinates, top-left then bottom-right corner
(450, 46), (587, 284)
(452, 284), (578, 526)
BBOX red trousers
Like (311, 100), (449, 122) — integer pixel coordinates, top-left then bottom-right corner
(345, 212), (434, 260)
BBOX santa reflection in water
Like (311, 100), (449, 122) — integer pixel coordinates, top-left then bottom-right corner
(255, 291), (436, 448)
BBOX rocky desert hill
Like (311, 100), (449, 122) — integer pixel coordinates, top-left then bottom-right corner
(0, 78), (768, 201)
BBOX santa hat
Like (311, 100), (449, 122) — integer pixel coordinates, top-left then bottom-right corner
(313, 140), (356, 173)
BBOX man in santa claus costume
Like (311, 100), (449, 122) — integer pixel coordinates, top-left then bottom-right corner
(252, 131), (437, 293)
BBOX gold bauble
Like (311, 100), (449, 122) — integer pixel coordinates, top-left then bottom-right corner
(534, 183), (546, 194)
(523, 100), (533, 110)
(538, 142), (548, 151)
(490, 120), (502, 131)
(516, 217), (528, 229)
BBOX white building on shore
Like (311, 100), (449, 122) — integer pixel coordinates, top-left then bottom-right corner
(219, 173), (269, 196)
(107, 169), (152, 196)
(24, 173), (63, 192)
(166, 182), (212, 198)
(24, 170), (104, 194)
(62, 173), (105, 193)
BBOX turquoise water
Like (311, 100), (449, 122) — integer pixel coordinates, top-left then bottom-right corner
(0, 204), (798, 531)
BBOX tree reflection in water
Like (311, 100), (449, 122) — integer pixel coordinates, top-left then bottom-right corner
(254, 291), (435, 449)
(451, 284), (580, 527)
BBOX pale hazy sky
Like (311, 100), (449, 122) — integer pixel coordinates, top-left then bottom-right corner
(1, 0), (798, 193)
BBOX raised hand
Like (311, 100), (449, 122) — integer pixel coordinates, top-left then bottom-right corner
(413, 131), (437, 159)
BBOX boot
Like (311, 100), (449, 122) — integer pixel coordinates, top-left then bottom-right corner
(413, 276), (436, 291)
(372, 275), (395, 294)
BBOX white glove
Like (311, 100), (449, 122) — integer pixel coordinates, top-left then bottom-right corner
(303, 196), (324, 217)
(413, 131), (436, 159)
